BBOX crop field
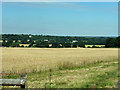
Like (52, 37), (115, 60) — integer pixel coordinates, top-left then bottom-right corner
(1, 48), (119, 88)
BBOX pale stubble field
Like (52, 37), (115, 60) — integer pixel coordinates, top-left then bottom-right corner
(2, 48), (118, 74)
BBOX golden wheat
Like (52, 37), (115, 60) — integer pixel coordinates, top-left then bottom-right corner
(2, 48), (118, 74)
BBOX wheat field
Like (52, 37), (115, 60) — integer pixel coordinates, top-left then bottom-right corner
(2, 48), (118, 74)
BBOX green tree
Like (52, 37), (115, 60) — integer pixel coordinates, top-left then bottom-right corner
(105, 38), (116, 48)
(63, 43), (71, 48)
(36, 41), (49, 48)
(77, 42), (85, 48)
(10, 43), (19, 47)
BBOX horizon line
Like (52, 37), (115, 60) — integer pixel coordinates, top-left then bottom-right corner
(1, 33), (118, 37)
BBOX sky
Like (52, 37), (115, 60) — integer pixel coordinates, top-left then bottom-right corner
(2, 2), (118, 36)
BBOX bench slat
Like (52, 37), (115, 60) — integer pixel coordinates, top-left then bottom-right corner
(0, 79), (25, 85)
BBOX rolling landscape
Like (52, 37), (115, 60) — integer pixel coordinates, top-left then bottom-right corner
(2, 47), (118, 88)
(1, 2), (119, 89)
(1, 34), (119, 88)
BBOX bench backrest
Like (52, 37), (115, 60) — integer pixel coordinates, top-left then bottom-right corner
(0, 74), (27, 88)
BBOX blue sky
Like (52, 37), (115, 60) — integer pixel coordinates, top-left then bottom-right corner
(2, 2), (118, 36)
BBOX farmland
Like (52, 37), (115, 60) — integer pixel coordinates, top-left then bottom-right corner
(2, 48), (118, 88)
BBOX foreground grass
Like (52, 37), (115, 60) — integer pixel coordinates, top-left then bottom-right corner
(2, 59), (118, 88)
(26, 60), (118, 88)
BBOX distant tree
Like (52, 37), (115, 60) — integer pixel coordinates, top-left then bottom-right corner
(2, 42), (10, 47)
(63, 43), (71, 48)
(105, 38), (116, 48)
(35, 41), (49, 48)
(115, 36), (120, 47)
(0, 43), (1, 47)
(51, 42), (59, 48)
(10, 43), (19, 47)
(28, 42), (34, 47)
(72, 43), (77, 48)
(1, 34), (112, 48)
(77, 42), (85, 48)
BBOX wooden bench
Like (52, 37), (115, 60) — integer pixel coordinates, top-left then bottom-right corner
(0, 74), (27, 88)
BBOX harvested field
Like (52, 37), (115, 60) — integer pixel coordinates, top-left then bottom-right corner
(2, 48), (118, 74)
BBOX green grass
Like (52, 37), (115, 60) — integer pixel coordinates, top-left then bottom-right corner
(26, 60), (118, 88)
(2, 59), (118, 88)
(82, 68), (118, 88)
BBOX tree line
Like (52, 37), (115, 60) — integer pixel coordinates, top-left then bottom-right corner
(0, 34), (119, 48)
(105, 37), (120, 48)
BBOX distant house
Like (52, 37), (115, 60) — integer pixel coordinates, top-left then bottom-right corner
(44, 39), (48, 42)
(19, 44), (30, 47)
(29, 35), (32, 38)
(72, 40), (78, 43)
